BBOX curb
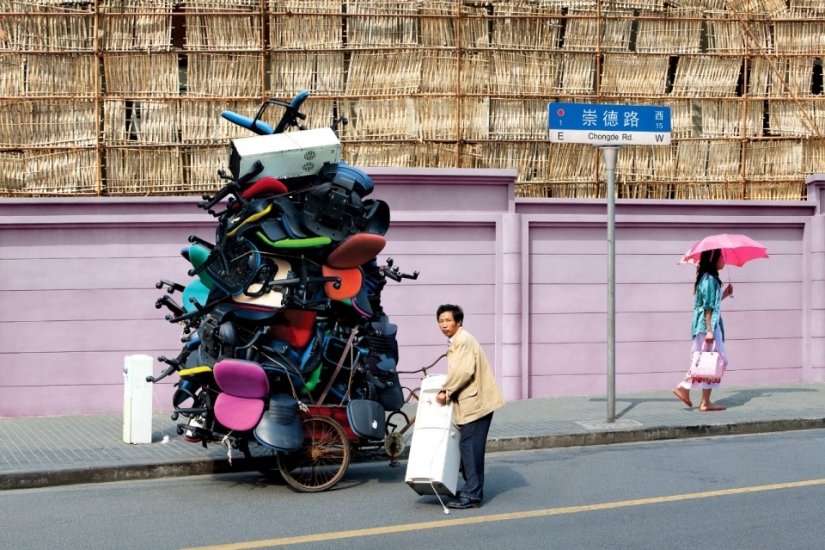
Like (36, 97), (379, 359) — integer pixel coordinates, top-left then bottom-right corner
(486, 417), (825, 453)
(3, 417), (823, 491)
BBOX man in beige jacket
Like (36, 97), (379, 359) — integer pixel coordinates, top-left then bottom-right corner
(435, 304), (505, 509)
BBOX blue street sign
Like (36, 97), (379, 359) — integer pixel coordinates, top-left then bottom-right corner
(548, 103), (671, 146)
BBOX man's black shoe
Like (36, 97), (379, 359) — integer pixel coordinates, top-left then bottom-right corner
(446, 497), (481, 509)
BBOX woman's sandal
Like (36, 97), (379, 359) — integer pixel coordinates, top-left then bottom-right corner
(699, 404), (726, 412)
(671, 388), (692, 408)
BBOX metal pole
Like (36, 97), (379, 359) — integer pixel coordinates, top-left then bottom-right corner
(601, 146), (619, 423)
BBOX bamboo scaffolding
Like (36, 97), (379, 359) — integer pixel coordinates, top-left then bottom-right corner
(671, 55), (742, 97)
(341, 142), (413, 167)
(490, 1), (562, 50)
(745, 139), (803, 182)
(269, 0), (342, 49)
(0, 151), (24, 194)
(1, 1), (824, 199)
(563, 10), (632, 52)
(599, 54), (669, 96)
(98, 0), (173, 52)
(421, 50), (457, 93)
(768, 57), (819, 98)
(345, 0), (417, 47)
(489, 51), (559, 95)
(790, 0), (825, 17)
(24, 54), (96, 97)
(774, 22), (825, 55)
(346, 51), (422, 95)
(458, 4), (488, 49)
(559, 53), (596, 95)
(186, 54), (261, 97)
(481, 142), (539, 183)
(691, 100), (754, 138)
(489, 99), (546, 140)
(347, 97), (413, 140)
(768, 100), (823, 137)
(300, 98), (340, 137)
(184, 0), (261, 51)
(726, 0), (788, 18)
(181, 99), (257, 144)
(105, 147), (183, 194)
(0, 99), (32, 146)
(803, 138), (825, 176)
(419, 2), (455, 48)
(669, 0), (726, 9)
(29, 99), (96, 147)
(21, 149), (97, 195)
(102, 99), (179, 145)
(0, 55), (24, 97)
(103, 53), (179, 96)
(0, 1), (94, 52)
(458, 53), (489, 95)
(635, 8), (702, 54)
(270, 52), (345, 96)
(543, 142), (595, 184)
(184, 147), (227, 192)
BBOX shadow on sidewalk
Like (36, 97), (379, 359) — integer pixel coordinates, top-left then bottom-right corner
(713, 387), (817, 409)
(588, 387), (817, 418)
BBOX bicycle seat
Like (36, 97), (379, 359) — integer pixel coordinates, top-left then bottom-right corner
(213, 359), (269, 432)
(326, 233), (386, 269)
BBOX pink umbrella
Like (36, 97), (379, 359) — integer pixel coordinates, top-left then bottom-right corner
(678, 233), (769, 267)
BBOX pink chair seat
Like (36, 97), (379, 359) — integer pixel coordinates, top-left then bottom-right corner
(214, 359), (269, 398)
(214, 393), (266, 432)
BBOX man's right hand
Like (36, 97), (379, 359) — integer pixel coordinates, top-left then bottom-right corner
(436, 390), (447, 405)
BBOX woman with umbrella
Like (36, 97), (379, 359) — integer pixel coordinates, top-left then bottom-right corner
(671, 234), (768, 411)
(672, 248), (732, 411)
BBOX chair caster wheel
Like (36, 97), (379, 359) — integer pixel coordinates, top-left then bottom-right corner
(171, 412), (179, 421)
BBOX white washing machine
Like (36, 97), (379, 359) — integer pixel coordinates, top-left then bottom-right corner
(405, 374), (461, 497)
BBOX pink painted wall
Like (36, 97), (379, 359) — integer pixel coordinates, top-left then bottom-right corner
(0, 170), (823, 417)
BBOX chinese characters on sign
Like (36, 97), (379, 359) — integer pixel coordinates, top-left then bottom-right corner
(548, 103), (672, 146)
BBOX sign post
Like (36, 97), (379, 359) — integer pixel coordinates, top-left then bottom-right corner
(549, 103), (671, 423)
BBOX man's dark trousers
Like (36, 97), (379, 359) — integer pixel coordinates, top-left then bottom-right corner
(458, 412), (494, 501)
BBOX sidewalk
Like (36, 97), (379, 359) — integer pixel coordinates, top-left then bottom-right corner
(2, 382), (823, 491)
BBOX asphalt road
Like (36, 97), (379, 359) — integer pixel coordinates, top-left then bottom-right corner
(3, 430), (825, 550)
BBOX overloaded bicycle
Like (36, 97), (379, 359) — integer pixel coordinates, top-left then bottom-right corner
(149, 92), (424, 492)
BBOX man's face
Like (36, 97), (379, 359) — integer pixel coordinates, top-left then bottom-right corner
(438, 311), (461, 338)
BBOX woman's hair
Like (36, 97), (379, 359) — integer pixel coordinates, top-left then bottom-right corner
(694, 249), (722, 294)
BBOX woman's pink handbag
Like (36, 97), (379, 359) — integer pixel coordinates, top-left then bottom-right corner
(689, 343), (724, 379)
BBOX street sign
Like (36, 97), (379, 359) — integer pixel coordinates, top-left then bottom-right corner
(548, 103), (671, 146)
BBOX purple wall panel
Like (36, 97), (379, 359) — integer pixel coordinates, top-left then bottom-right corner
(1, 171), (823, 417)
(530, 282), (801, 314)
(0, 351), (182, 387)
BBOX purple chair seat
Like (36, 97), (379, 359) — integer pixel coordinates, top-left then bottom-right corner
(213, 359), (270, 432)
(215, 393), (266, 432)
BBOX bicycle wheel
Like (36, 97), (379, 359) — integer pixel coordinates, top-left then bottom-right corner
(277, 416), (350, 492)
(240, 438), (280, 477)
